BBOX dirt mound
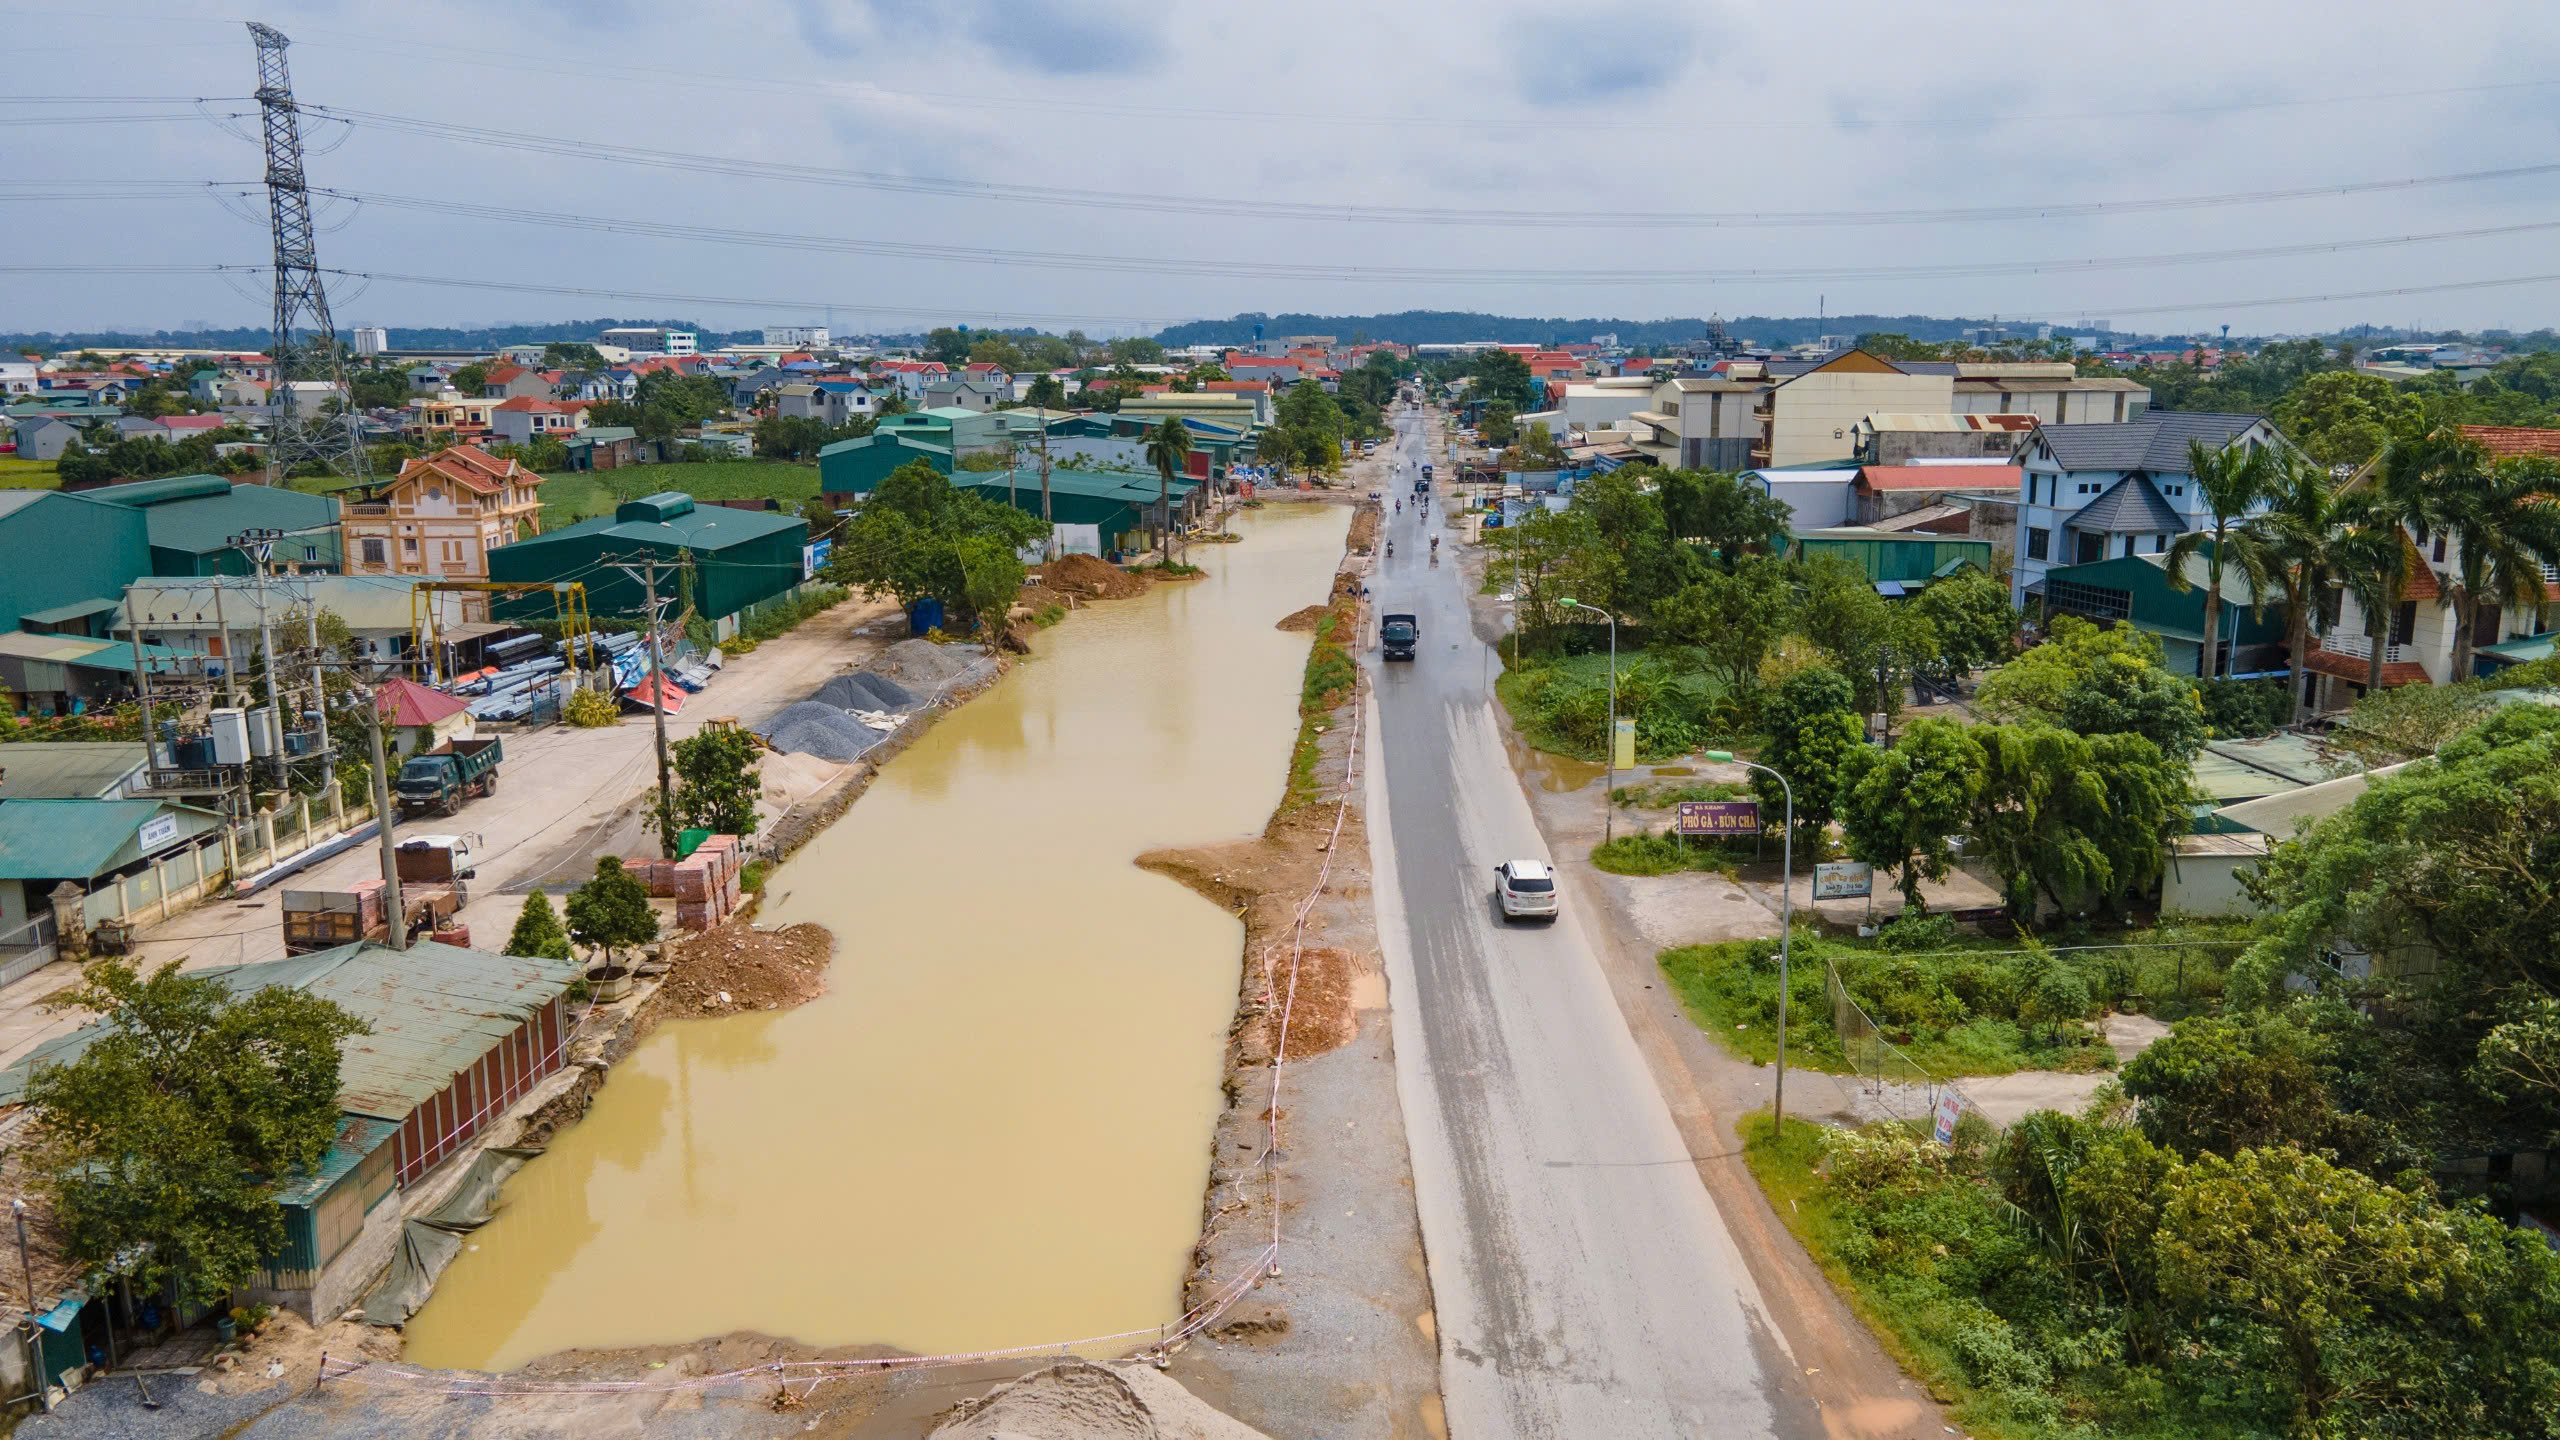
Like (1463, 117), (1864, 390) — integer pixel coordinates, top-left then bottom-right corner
(866, 637), (996, 695)
(1263, 946), (1360, 1060)
(645, 919), (835, 1021)
(1275, 605), (1329, 632)
(1346, 499), (1382, 555)
(1040, 552), (1147, 600)
(933, 1360), (1272, 1440)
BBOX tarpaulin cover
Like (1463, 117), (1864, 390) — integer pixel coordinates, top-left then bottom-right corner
(357, 1146), (542, 1326)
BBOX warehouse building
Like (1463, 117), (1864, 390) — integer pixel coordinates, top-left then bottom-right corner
(0, 478), (340, 642)
(952, 467), (1203, 558)
(488, 492), (808, 632)
(0, 938), (582, 1322)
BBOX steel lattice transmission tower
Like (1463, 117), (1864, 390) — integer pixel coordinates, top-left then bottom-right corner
(247, 22), (368, 487)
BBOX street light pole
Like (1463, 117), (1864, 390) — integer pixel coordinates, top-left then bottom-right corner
(1707, 751), (1793, 1130)
(13, 1197), (48, 1412)
(1559, 598), (1617, 843)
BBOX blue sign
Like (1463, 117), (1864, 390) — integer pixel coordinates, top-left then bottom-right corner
(802, 538), (833, 579)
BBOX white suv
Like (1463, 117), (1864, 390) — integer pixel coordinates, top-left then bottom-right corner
(1494, 859), (1559, 922)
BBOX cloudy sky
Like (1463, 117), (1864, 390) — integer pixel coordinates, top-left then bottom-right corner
(10, 0), (2560, 338)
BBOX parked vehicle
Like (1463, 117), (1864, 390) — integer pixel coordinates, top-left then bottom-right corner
(282, 883), (458, 953)
(1381, 612), (1420, 662)
(396, 736), (503, 818)
(1494, 859), (1559, 922)
(394, 834), (477, 894)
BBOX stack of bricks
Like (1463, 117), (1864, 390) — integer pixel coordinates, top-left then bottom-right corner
(621, 857), (677, 897)
(671, 834), (745, 932)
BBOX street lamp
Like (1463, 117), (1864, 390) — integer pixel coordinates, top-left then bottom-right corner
(1704, 750), (1795, 1132)
(1558, 598), (1618, 842)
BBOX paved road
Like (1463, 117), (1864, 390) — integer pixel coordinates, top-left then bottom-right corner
(1363, 409), (1821, 1439)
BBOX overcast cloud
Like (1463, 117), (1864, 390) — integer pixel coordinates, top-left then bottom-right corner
(8, 0), (2560, 338)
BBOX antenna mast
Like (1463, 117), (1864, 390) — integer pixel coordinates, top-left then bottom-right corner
(248, 22), (368, 487)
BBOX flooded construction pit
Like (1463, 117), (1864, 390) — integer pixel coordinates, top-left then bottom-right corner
(403, 503), (1351, 1372)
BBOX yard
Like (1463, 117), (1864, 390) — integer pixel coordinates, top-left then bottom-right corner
(536, 459), (819, 531)
(1493, 649), (1736, 762)
(0, 457), (59, 489)
(1657, 918), (2248, 1079)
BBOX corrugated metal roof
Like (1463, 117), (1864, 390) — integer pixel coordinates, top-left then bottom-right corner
(2215, 762), (2411, 836)
(0, 742), (147, 800)
(0, 940), (579, 1116)
(274, 1115), (398, 1206)
(0, 798), (216, 880)
(2038, 412), (2265, 472)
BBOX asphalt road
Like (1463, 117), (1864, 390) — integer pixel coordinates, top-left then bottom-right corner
(1363, 409), (1821, 1439)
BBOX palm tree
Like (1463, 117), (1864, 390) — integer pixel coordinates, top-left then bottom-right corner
(1143, 416), (1192, 567)
(2164, 437), (2275, 682)
(2347, 417), (2473, 693)
(2441, 455), (2560, 679)
(2331, 493), (2412, 697)
(2239, 451), (2354, 721)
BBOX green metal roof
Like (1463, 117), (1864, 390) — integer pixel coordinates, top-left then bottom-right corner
(502, 497), (804, 555)
(0, 940), (580, 1116)
(19, 597), (121, 626)
(274, 1116), (399, 1207)
(0, 797), (218, 880)
(2187, 749), (2302, 805)
(0, 742), (148, 800)
(2202, 734), (2334, 788)
(2481, 633), (2559, 664)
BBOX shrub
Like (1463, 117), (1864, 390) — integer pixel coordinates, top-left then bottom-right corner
(2193, 676), (2291, 739)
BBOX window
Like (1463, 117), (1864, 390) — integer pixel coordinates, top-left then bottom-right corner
(2121, 535), (2137, 559)
(2046, 579), (2133, 622)
(2432, 534), (2447, 562)
(302, 543), (318, 562)
(402, 537), (418, 555)
(2027, 527), (2050, 561)
(2154, 534), (2168, 553)
(2076, 531), (2105, 565)
(362, 538), (386, 565)
(2391, 600), (2418, 646)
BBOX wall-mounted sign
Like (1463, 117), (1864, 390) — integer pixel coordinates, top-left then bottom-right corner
(136, 813), (180, 854)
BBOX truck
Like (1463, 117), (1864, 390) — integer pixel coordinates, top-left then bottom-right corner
(396, 736), (502, 818)
(1381, 612), (1419, 662)
(282, 882), (459, 953)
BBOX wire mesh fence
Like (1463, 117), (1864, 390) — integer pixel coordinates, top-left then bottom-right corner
(1826, 958), (1975, 1132)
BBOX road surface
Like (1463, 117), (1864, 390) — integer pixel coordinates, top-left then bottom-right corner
(1363, 409), (1822, 1438)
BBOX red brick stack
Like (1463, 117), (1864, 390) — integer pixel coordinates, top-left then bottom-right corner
(670, 834), (745, 932)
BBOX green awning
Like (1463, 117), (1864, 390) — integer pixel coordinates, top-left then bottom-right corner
(18, 597), (121, 627)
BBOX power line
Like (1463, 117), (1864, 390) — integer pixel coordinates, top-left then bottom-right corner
(302, 103), (2560, 231)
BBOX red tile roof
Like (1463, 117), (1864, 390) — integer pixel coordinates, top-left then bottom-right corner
(1858, 464), (2021, 492)
(483, 363), (529, 385)
(376, 677), (471, 727)
(2460, 424), (2560, 460)
(395, 443), (530, 497)
(156, 414), (226, 430)
(1202, 381), (1269, 393)
(2304, 647), (2431, 688)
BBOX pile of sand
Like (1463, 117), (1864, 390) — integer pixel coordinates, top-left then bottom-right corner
(646, 920), (834, 1020)
(1275, 605), (1330, 632)
(1038, 553), (1147, 600)
(932, 1361), (1271, 1440)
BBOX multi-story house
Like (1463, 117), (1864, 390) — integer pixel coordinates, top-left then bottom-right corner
(488, 397), (593, 447)
(340, 444), (544, 583)
(406, 390), (498, 443)
(2010, 411), (2281, 609)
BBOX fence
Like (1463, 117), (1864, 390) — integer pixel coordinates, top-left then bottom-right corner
(0, 912), (57, 989)
(1825, 959), (1974, 1130)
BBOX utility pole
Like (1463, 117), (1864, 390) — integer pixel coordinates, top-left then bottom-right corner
(1037, 409), (1054, 557)
(363, 684), (406, 951)
(615, 555), (679, 858)
(211, 578), (237, 707)
(13, 1198), (49, 1413)
(127, 580), (161, 786)
(231, 528), (288, 788)
(245, 22), (368, 487)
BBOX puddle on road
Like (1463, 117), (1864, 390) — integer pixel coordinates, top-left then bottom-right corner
(404, 504), (1351, 1372)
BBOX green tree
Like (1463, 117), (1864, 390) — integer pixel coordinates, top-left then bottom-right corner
(2349, 416), (2472, 693)
(564, 855), (660, 965)
(1512, 421), (1566, 470)
(968, 334), (1027, 372)
(2241, 448), (2355, 722)
(1749, 662), (1865, 838)
(26, 960), (367, 1310)
(1655, 467), (1792, 567)
(504, 891), (573, 960)
(670, 724), (763, 838)
(1837, 715), (1984, 910)
(924, 327), (971, 365)
(2440, 455), (2560, 679)
(450, 361), (489, 396)
(542, 342), (607, 371)
(2268, 368), (2413, 468)
(2120, 1007), (2412, 1167)
(1655, 554), (1793, 699)
(2163, 437), (2277, 683)
(1910, 565), (2018, 680)
(1969, 723), (2181, 920)
(825, 458), (1045, 626)
(1976, 615), (2209, 761)
(1021, 373), (1067, 410)
(346, 367), (410, 410)
(1470, 348), (1535, 410)
(1478, 400), (1518, 446)
(1800, 553), (1937, 719)
(1142, 417), (1192, 565)
(2156, 1146), (2560, 1437)
(1106, 336), (1166, 366)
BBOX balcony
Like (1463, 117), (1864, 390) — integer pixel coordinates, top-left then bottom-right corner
(2320, 633), (2408, 663)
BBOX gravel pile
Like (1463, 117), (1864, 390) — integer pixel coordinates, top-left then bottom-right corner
(809, 671), (915, 711)
(866, 637), (994, 696)
(754, 700), (888, 762)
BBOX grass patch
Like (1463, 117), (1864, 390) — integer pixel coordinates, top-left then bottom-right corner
(1287, 609), (1357, 809)
(0, 457), (60, 489)
(719, 584), (847, 656)
(1591, 830), (1738, 877)
(1493, 650), (1733, 763)
(1032, 603), (1067, 629)
(1609, 778), (1742, 809)
(1132, 559), (1203, 576)
(537, 459), (819, 531)
(1657, 921), (2248, 1078)
(740, 859), (769, 895)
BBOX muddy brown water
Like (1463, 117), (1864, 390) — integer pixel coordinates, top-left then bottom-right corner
(403, 504), (1352, 1372)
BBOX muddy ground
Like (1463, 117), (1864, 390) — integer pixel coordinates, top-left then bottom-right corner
(638, 918), (836, 1024)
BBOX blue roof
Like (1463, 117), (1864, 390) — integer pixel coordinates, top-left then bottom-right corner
(275, 1116), (399, 1206)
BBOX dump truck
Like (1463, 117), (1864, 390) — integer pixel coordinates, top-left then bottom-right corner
(396, 736), (502, 818)
(282, 883), (459, 953)
(1382, 612), (1420, 662)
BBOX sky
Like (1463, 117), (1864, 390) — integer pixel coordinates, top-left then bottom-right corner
(9, 0), (2560, 340)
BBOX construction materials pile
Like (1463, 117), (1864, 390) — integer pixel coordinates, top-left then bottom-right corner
(754, 700), (893, 762)
(1038, 552), (1147, 600)
(647, 919), (834, 1019)
(753, 639), (996, 759)
(621, 834), (746, 932)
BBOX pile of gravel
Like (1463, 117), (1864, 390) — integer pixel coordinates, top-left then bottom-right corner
(754, 701), (889, 762)
(810, 671), (915, 712)
(867, 638), (993, 695)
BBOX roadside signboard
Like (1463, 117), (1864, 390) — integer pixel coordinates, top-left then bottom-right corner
(136, 813), (179, 853)
(1934, 1092), (1962, 1145)
(1675, 800), (1760, 837)
(1611, 717), (1637, 771)
(801, 538), (833, 579)
(1812, 861), (1874, 900)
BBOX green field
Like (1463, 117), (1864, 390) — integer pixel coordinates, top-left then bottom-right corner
(536, 460), (819, 530)
(0, 457), (60, 489)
